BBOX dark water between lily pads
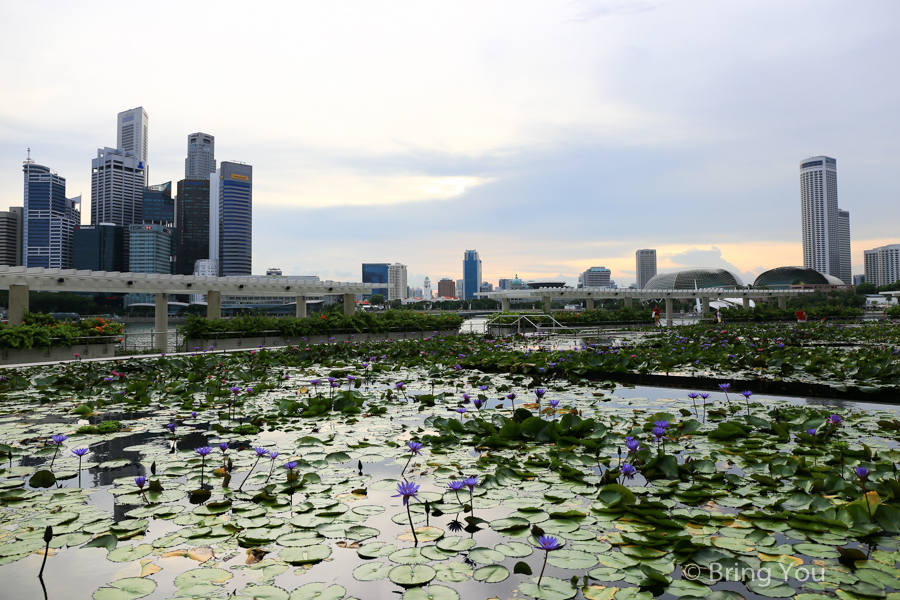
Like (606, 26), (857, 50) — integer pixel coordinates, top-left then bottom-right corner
(2, 349), (900, 600)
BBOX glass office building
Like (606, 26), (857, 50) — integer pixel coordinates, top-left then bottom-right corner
(23, 158), (80, 269)
(175, 179), (211, 275)
(218, 162), (252, 276)
(362, 263), (389, 298)
(73, 224), (124, 272)
(142, 182), (174, 224)
(129, 224), (173, 274)
(462, 249), (482, 300)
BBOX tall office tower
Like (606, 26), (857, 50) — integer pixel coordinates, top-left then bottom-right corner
(581, 266), (612, 288)
(186, 132), (216, 180)
(90, 148), (146, 226)
(117, 107), (149, 166)
(362, 263), (389, 297)
(217, 161), (252, 276)
(462, 249), (482, 300)
(209, 170), (219, 265)
(635, 249), (657, 289)
(423, 277), (432, 299)
(497, 278), (512, 291)
(388, 263), (408, 301)
(480, 281), (494, 292)
(73, 224), (124, 272)
(175, 179), (211, 275)
(142, 182), (174, 225)
(437, 278), (456, 298)
(456, 279), (464, 300)
(864, 244), (900, 288)
(0, 207), (23, 266)
(800, 156), (843, 280)
(23, 155), (80, 269)
(129, 224), (173, 274)
(838, 209), (851, 285)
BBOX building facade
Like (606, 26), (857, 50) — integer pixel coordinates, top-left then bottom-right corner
(142, 182), (174, 224)
(864, 244), (900, 288)
(175, 179), (211, 275)
(437, 278), (456, 298)
(0, 207), (23, 266)
(800, 156), (846, 281)
(423, 277), (433, 299)
(90, 147), (145, 227)
(73, 224), (124, 272)
(362, 263), (389, 297)
(581, 266), (612, 288)
(217, 162), (252, 276)
(462, 249), (482, 300)
(23, 158), (80, 269)
(388, 263), (408, 301)
(117, 107), (149, 167)
(853, 274), (866, 286)
(185, 132), (215, 180)
(636, 249), (657, 289)
(129, 224), (173, 274)
(838, 209), (851, 285)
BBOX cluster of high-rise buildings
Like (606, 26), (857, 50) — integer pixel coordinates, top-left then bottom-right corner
(1, 107), (253, 285)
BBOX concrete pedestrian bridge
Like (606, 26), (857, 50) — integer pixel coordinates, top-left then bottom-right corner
(477, 287), (814, 326)
(0, 266), (376, 349)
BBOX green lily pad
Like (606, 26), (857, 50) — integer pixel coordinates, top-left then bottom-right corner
(436, 536), (476, 552)
(473, 564), (510, 583)
(546, 549), (598, 569)
(289, 582), (346, 600)
(389, 564), (436, 586)
(519, 576), (578, 599)
(352, 561), (392, 581)
(92, 577), (157, 600)
(433, 561), (473, 582)
(107, 543), (153, 562)
(280, 545), (332, 564)
(402, 585), (460, 600)
(239, 584), (290, 600)
(468, 547), (505, 563)
(496, 541), (533, 558)
(174, 567), (233, 588)
(746, 578), (796, 598)
(358, 542), (396, 558)
(29, 470), (56, 488)
(389, 547), (431, 565)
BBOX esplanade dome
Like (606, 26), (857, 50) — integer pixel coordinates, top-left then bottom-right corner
(753, 266), (844, 289)
(642, 268), (743, 290)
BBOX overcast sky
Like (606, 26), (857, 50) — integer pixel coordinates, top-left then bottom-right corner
(1, 1), (898, 287)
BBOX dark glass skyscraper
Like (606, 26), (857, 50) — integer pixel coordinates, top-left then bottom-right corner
(175, 179), (211, 275)
(362, 263), (389, 298)
(73, 224), (124, 272)
(142, 182), (174, 224)
(218, 162), (252, 276)
(462, 249), (482, 300)
(23, 157), (80, 269)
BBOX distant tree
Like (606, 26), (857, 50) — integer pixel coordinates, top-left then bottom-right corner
(856, 282), (877, 295)
(390, 299), (402, 309)
(878, 281), (900, 292)
(369, 294), (385, 305)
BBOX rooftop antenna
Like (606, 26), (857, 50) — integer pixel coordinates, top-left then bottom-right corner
(24, 148), (34, 165)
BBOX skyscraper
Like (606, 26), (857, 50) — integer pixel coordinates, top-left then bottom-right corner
(462, 249), (482, 300)
(864, 244), (900, 288)
(581, 266), (612, 288)
(362, 263), (389, 297)
(176, 179), (211, 275)
(90, 147), (146, 226)
(388, 263), (408, 301)
(217, 162), (252, 276)
(437, 278), (456, 298)
(129, 224), (173, 274)
(117, 107), (149, 166)
(838, 209), (851, 285)
(800, 156), (843, 281)
(23, 155), (80, 269)
(0, 207), (23, 266)
(635, 249), (657, 289)
(73, 224), (124, 272)
(142, 182), (174, 225)
(185, 133), (216, 180)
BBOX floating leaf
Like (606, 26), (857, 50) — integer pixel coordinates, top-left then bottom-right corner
(402, 585), (460, 600)
(239, 584), (290, 600)
(520, 576), (578, 600)
(353, 561), (393, 581)
(468, 547), (505, 564)
(174, 567), (233, 589)
(389, 564), (436, 586)
(289, 582), (346, 600)
(433, 562), (472, 582)
(29, 470), (56, 488)
(92, 577), (157, 600)
(107, 544), (153, 562)
(473, 564), (510, 583)
(280, 545), (332, 564)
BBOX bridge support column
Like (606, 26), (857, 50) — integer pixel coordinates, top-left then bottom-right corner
(296, 296), (307, 318)
(501, 298), (510, 312)
(701, 296), (709, 315)
(8, 284), (29, 326)
(778, 296), (787, 310)
(207, 291), (221, 319)
(586, 298), (594, 310)
(665, 298), (673, 327)
(344, 294), (356, 315)
(542, 296), (551, 314)
(743, 297), (751, 310)
(624, 297), (633, 309)
(154, 293), (168, 351)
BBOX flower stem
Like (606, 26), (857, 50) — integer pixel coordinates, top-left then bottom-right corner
(49, 446), (59, 470)
(538, 549), (549, 587)
(238, 455), (261, 492)
(406, 502), (418, 545)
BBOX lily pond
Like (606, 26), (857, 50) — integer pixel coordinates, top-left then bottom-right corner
(2, 323), (900, 600)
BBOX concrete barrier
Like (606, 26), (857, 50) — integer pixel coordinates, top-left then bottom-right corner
(0, 341), (118, 366)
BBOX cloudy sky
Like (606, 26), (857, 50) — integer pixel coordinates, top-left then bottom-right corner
(1, 1), (898, 287)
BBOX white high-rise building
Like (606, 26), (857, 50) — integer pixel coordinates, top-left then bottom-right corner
(581, 266), (612, 288)
(186, 132), (216, 180)
(388, 263), (408, 301)
(117, 107), (149, 168)
(838, 209), (851, 285)
(800, 156), (845, 281)
(423, 276), (432, 299)
(636, 249), (657, 289)
(864, 244), (900, 288)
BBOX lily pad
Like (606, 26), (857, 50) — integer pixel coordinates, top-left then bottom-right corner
(280, 545), (332, 564)
(289, 582), (346, 600)
(389, 564), (436, 587)
(93, 577), (157, 600)
(520, 576), (579, 600)
(473, 564), (510, 583)
(402, 585), (460, 600)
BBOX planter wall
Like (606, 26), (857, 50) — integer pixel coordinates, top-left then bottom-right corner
(185, 330), (459, 352)
(0, 341), (117, 366)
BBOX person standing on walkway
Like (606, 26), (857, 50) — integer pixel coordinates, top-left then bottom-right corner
(652, 305), (661, 326)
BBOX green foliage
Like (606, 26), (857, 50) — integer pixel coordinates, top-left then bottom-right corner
(720, 304), (863, 322)
(368, 294), (385, 305)
(77, 420), (123, 434)
(179, 310), (463, 341)
(856, 282), (877, 294)
(0, 314), (124, 350)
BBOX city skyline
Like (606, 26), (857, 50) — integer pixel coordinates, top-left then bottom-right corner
(1, 2), (898, 288)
